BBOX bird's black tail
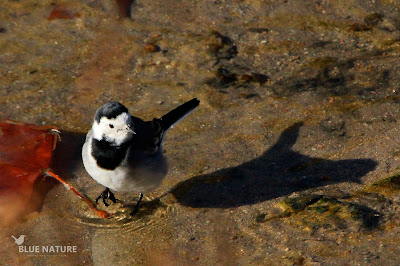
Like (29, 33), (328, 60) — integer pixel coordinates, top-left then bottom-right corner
(160, 98), (200, 131)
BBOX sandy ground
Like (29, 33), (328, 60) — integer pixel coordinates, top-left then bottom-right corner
(2, 0), (400, 265)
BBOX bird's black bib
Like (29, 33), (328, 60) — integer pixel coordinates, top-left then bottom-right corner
(91, 138), (131, 170)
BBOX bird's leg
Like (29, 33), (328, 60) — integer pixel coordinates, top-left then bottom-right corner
(135, 192), (143, 209)
(95, 188), (118, 207)
(131, 193), (143, 215)
(108, 189), (118, 204)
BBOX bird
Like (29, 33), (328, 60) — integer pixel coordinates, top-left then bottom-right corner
(82, 98), (200, 212)
(11, 235), (25, 245)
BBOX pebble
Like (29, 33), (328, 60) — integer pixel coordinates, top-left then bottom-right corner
(144, 43), (161, 53)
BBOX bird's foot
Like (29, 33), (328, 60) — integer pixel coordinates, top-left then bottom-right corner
(95, 188), (118, 207)
(130, 193), (143, 215)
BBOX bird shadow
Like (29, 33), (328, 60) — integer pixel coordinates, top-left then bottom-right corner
(170, 122), (378, 208)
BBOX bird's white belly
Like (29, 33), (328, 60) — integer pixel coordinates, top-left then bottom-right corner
(82, 138), (165, 193)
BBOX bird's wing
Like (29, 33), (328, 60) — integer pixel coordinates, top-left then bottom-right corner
(130, 117), (164, 154)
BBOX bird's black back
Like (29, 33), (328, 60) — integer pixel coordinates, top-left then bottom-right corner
(129, 117), (163, 154)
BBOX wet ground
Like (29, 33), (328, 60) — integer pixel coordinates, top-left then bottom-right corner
(2, 0), (400, 264)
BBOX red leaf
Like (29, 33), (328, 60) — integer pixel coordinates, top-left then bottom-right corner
(0, 120), (111, 224)
(0, 120), (58, 225)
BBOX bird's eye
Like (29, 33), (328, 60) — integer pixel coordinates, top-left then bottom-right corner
(109, 124), (114, 129)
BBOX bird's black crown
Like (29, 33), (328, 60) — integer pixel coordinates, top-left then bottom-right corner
(94, 102), (129, 123)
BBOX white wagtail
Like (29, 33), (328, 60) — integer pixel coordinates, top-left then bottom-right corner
(82, 98), (200, 212)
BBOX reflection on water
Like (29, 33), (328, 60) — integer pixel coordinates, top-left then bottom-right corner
(73, 195), (176, 231)
(50, 132), (178, 231)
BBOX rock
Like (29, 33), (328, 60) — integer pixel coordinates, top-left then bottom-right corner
(364, 13), (383, 26)
(47, 4), (81, 20)
(319, 116), (346, 136)
(144, 43), (161, 53)
(208, 31), (238, 63)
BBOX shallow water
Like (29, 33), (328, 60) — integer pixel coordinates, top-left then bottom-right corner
(2, 0), (400, 264)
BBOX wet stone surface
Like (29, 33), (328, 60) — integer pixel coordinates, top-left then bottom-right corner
(2, 0), (400, 264)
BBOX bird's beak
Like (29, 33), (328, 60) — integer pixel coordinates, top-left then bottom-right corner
(126, 125), (136, 134)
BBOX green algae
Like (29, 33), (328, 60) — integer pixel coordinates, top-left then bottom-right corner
(366, 174), (400, 196)
(280, 195), (323, 213)
(279, 195), (380, 231)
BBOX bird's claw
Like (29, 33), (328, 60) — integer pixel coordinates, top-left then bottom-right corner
(95, 188), (118, 207)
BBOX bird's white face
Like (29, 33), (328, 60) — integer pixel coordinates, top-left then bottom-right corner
(91, 112), (135, 145)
